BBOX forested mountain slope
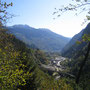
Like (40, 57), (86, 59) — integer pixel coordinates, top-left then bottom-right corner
(0, 27), (75, 90)
(61, 23), (90, 58)
(61, 23), (90, 89)
(7, 25), (70, 52)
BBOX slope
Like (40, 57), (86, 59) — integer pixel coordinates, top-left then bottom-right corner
(61, 23), (90, 89)
(7, 24), (70, 52)
(61, 23), (90, 58)
(0, 27), (76, 90)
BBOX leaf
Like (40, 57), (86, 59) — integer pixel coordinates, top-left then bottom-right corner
(86, 15), (90, 20)
(76, 41), (82, 44)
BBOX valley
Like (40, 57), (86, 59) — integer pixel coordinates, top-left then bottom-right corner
(7, 25), (70, 52)
(41, 55), (66, 72)
(0, 23), (90, 89)
(40, 54), (75, 80)
(0, 0), (90, 89)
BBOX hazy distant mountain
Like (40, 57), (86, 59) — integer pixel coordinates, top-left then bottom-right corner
(61, 23), (90, 57)
(7, 24), (70, 52)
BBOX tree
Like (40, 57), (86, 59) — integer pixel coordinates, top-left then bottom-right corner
(76, 34), (90, 84)
(0, 0), (13, 26)
(53, 0), (90, 84)
(0, 1), (33, 89)
(53, 0), (90, 24)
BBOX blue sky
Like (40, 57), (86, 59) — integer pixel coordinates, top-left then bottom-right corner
(6, 0), (89, 37)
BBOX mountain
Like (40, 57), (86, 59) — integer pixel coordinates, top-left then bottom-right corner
(0, 26), (78, 90)
(7, 24), (70, 52)
(61, 23), (90, 89)
(61, 23), (90, 58)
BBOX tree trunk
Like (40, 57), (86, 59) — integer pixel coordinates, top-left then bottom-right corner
(76, 42), (90, 84)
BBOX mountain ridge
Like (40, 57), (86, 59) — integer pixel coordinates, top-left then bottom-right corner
(7, 24), (70, 52)
(61, 23), (90, 58)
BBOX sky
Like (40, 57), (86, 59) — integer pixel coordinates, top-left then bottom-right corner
(6, 0), (89, 37)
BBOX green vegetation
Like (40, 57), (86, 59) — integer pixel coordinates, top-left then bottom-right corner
(0, 0), (89, 89)
(61, 40), (90, 89)
(0, 28), (35, 89)
(0, 26), (89, 90)
(0, 28), (78, 90)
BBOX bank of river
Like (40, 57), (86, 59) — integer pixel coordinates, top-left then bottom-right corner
(41, 56), (66, 72)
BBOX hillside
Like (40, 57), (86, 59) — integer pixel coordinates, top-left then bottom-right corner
(0, 27), (77, 90)
(61, 23), (90, 58)
(61, 23), (90, 89)
(7, 25), (70, 52)
(0, 25), (89, 90)
(0, 27), (52, 89)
